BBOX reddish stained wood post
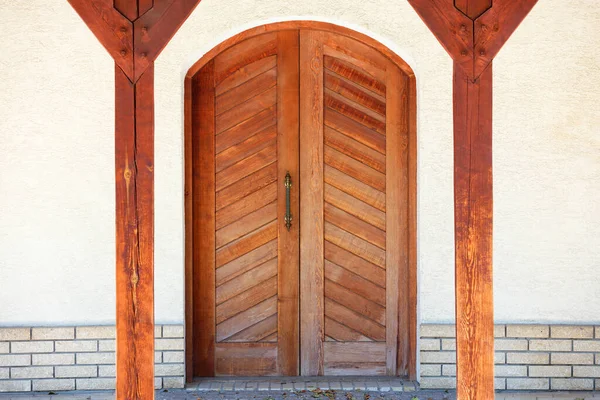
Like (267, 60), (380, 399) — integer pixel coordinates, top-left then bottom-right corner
(67, 1), (201, 398)
(407, 0), (537, 398)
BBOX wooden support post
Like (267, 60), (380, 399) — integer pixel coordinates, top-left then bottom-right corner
(115, 65), (155, 399)
(453, 62), (494, 398)
(67, 1), (201, 398)
(407, 1), (538, 398)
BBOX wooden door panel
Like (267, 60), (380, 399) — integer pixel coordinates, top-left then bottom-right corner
(193, 31), (299, 377)
(300, 29), (409, 376)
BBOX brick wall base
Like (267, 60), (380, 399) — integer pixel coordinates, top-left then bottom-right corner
(420, 324), (600, 391)
(0, 325), (184, 392)
(2, 323), (600, 392)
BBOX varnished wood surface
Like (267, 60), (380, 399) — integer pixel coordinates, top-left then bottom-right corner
(276, 30), (301, 376)
(192, 61), (216, 377)
(186, 24), (418, 379)
(407, 0), (538, 395)
(68, 0), (202, 394)
(299, 29), (325, 376)
(114, 64), (155, 400)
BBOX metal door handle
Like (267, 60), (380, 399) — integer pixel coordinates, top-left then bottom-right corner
(284, 172), (292, 231)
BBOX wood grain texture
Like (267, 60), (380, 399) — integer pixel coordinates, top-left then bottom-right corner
(408, 0), (538, 392)
(192, 61), (216, 377)
(69, 0), (202, 390)
(276, 30), (300, 376)
(453, 62), (494, 399)
(115, 65), (155, 400)
(185, 24), (418, 379)
(299, 29), (325, 376)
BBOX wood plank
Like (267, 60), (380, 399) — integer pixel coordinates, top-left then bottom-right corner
(115, 64), (154, 400)
(325, 184), (385, 231)
(324, 223), (385, 269)
(325, 69), (386, 115)
(215, 143), (277, 192)
(325, 317), (370, 342)
(184, 74), (194, 382)
(325, 279), (385, 325)
(215, 202), (277, 248)
(216, 55), (277, 96)
(215, 258), (277, 306)
(216, 276), (278, 324)
(385, 65), (406, 376)
(216, 107), (276, 153)
(216, 164), (277, 211)
(299, 29), (324, 376)
(325, 87), (385, 124)
(322, 43), (387, 83)
(216, 67), (277, 115)
(324, 127), (385, 173)
(324, 109), (385, 154)
(216, 240), (277, 286)
(324, 342), (386, 363)
(216, 182), (277, 229)
(324, 165), (385, 212)
(216, 125), (277, 172)
(324, 299), (385, 341)
(453, 62), (494, 399)
(215, 343), (277, 376)
(407, 76), (418, 380)
(324, 202), (386, 249)
(226, 313), (278, 342)
(324, 260), (386, 306)
(191, 61), (216, 377)
(276, 29), (300, 376)
(324, 56), (386, 98)
(324, 362), (386, 376)
(216, 221), (278, 267)
(325, 92), (386, 135)
(325, 241), (386, 288)
(260, 332), (278, 343)
(216, 296), (277, 342)
(324, 145), (386, 192)
(216, 87), (277, 134)
(214, 33), (278, 85)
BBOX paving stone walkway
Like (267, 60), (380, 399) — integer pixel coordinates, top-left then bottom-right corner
(1, 390), (600, 400)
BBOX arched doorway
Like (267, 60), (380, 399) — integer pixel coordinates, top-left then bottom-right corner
(184, 21), (417, 380)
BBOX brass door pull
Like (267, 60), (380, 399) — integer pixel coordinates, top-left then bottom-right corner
(284, 172), (292, 231)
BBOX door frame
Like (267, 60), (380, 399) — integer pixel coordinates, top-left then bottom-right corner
(184, 20), (418, 380)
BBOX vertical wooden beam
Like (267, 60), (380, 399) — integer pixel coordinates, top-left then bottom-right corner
(407, 0), (538, 398)
(115, 65), (155, 400)
(453, 62), (494, 399)
(67, 0), (202, 397)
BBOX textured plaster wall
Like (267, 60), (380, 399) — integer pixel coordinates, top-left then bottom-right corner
(0, 0), (598, 325)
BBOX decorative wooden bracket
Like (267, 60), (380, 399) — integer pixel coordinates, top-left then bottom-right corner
(407, 1), (537, 399)
(67, 1), (200, 398)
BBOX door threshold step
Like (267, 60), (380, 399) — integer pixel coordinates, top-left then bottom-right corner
(186, 377), (418, 392)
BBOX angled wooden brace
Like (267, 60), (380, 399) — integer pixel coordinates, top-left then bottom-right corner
(407, 0), (537, 399)
(67, 1), (201, 398)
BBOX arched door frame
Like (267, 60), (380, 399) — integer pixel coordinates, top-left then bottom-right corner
(183, 21), (418, 380)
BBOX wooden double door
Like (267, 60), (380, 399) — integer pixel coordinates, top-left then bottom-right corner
(191, 28), (411, 377)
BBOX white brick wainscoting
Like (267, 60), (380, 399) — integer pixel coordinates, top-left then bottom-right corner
(2, 324), (600, 392)
(420, 324), (600, 391)
(0, 325), (184, 392)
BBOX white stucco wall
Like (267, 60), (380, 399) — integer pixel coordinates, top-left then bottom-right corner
(0, 0), (598, 326)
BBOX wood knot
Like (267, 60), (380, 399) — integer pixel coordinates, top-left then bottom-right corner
(124, 170), (132, 180)
(120, 26), (128, 33)
(120, 50), (127, 57)
(461, 50), (468, 57)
